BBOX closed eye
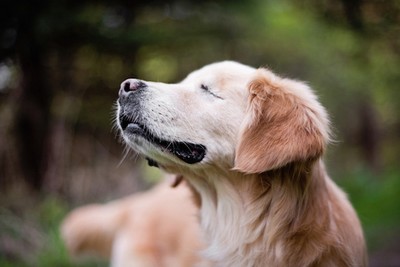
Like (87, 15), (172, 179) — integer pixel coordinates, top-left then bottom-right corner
(201, 84), (210, 91)
(200, 84), (223, 99)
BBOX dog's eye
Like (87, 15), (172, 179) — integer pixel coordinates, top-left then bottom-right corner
(200, 84), (223, 99)
(200, 84), (210, 91)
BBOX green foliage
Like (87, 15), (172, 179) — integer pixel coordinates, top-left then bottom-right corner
(34, 225), (107, 267)
(142, 161), (164, 183)
(338, 168), (400, 250)
(0, 196), (107, 267)
(38, 197), (68, 229)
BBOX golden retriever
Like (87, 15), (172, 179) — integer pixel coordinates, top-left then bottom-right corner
(116, 61), (367, 266)
(61, 177), (206, 267)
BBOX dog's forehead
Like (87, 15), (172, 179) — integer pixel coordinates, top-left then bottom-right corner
(181, 61), (255, 84)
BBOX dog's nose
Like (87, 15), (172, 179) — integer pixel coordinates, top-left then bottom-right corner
(119, 79), (146, 96)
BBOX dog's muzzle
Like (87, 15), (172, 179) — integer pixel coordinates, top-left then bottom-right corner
(117, 79), (207, 165)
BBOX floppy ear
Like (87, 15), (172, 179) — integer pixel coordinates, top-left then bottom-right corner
(234, 68), (330, 174)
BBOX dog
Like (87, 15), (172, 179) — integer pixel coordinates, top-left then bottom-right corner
(61, 177), (206, 267)
(116, 61), (367, 266)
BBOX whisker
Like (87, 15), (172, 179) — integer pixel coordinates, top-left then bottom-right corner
(117, 147), (131, 167)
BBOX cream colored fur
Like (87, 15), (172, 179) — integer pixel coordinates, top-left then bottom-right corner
(116, 61), (367, 266)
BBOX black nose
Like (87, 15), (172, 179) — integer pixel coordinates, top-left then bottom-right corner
(119, 79), (147, 97)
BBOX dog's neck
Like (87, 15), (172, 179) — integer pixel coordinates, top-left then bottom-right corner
(183, 159), (332, 266)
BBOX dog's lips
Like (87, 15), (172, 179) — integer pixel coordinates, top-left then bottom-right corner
(120, 115), (137, 133)
(125, 123), (145, 135)
(167, 142), (206, 164)
(119, 115), (206, 164)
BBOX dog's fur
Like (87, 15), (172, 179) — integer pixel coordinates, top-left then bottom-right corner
(117, 61), (367, 266)
(61, 178), (206, 267)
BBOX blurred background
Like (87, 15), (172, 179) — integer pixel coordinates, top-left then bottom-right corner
(0, 0), (399, 266)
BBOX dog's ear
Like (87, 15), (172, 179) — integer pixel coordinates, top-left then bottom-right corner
(234, 68), (330, 174)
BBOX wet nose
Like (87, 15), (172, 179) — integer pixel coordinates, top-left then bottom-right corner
(119, 79), (147, 97)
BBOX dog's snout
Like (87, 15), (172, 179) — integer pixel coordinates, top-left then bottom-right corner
(119, 79), (146, 97)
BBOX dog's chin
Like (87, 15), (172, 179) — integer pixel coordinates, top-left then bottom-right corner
(120, 117), (207, 165)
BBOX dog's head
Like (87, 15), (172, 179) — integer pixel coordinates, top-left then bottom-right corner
(117, 61), (330, 174)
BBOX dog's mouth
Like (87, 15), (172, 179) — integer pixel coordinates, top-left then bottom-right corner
(119, 114), (206, 164)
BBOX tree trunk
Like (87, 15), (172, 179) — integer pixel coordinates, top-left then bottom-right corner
(14, 2), (51, 191)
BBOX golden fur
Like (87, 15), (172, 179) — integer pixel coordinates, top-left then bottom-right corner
(63, 61), (366, 266)
(61, 178), (206, 267)
(115, 61), (367, 266)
